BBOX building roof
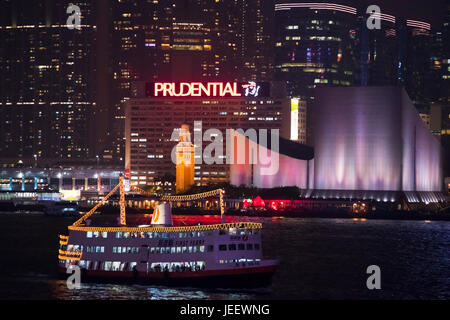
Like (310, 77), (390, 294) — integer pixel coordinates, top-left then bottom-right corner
(245, 133), (314, 161)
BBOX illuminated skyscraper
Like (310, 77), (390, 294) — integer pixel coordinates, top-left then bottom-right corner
(274, 2), (359, 101)
(239, 0), (275, 81)
(107, 0), (243, 162)
(0, 0), (101, 160)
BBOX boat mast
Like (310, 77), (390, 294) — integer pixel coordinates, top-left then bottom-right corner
(119, 175), (126, 226)
(71, 174), (127, 227)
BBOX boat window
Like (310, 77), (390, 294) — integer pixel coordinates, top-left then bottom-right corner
(238, 244), (245, 250)
(113, 247), (117, 253)
(123, 232), (130, 239)
(199, 246), (205, 252)
(188, 246), (193, 253)
(128, 262), (137, 271)
(93, 232), (99, 238)
(176, 247), (181, 253)
(246, 243), (253, 250)
(193, 246), (198, 253)
(102, 232), (108, 238)
(219, 244), (227, 251)
(228, 244), (236, 251)
(254, 243), (260, 250)
(146, 232), (152, 238)
(150, 247), (155, 254)
(117, 247), (122, 253)
(219, 229), (226, 235)
(112, 262), (121, 271)
(182, 247), (187, 253)
(116, 232), (122, 238)
(87, 232), (93, 238)
(104, 261), (112, 271)
(160, 247), (165, 254)
(207, 245), (214, 252)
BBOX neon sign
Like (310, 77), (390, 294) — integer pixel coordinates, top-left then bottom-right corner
(145, 82), (270, 98)
(152, 82), (242, 97)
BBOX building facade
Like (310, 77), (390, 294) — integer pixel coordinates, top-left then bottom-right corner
(0, 0), (100, 160)
(125, 81), (290, 189)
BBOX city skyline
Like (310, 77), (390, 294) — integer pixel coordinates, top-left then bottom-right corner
(0, 0), (448, 181)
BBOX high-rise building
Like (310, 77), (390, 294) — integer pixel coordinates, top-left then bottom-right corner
(274, 2), (358, 101)
(357, 7), (398, 86)
(106, 0), (244, 163)
(0, 0), (102, 161)
(239, 0), (275, 81)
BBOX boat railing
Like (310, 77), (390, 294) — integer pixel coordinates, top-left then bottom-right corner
(68, 222), (263, 233)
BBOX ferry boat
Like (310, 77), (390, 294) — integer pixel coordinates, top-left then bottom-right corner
(57, 176), (278, 288)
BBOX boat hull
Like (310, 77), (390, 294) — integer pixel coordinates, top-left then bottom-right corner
(58, 264), (277, 288)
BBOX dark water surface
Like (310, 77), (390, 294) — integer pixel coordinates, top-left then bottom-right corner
(0, 213), (448, 300)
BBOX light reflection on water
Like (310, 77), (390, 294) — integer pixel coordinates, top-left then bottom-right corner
(50, 280), (263, 300)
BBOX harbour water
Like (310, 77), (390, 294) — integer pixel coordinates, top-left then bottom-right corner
(0, 213), (448, 300)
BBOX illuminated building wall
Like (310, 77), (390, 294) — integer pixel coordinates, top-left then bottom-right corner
(313, 87), (442, 192)
(229, 135), (314, 189)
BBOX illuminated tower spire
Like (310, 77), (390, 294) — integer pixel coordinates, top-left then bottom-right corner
(176, 124), (195, 194)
